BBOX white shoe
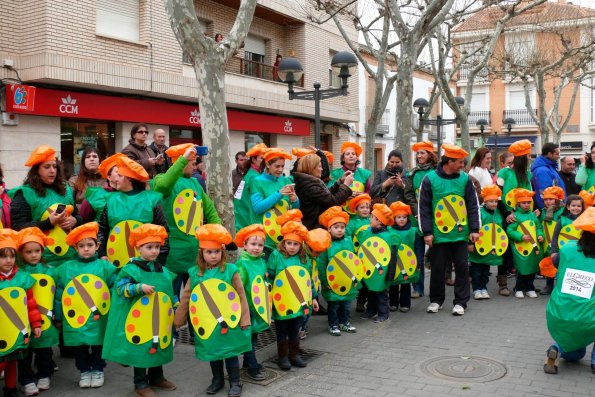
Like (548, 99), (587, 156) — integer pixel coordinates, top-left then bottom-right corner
(473, 290), (483, 300)
(37, 377), (50, 391)
(90, 371), (104, 388)
(515, 291), (524, 299)
(481, 290), (490, 299)
(79, 372), (92, 388)
(526, 291), (538, 298)
(452, 304), (465, 316)
(22, 382), (39, 396)
(426, 303), (442, 313)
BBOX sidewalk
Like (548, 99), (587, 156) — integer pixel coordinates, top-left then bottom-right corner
(35, 273), (594, 396)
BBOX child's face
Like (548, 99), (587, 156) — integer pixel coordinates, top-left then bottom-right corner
(75, 238), (98, 259)
(568, 200), (583, 216)
(21, 242), (43, 264)
(0, 251), (15, 273)
(244, 236), (264, 257)
(203, 248), (223, 267)
(518, 201), (531, 211)
(329, 223), (346, 239)
(395, 215), (408, 227)
(369, 214), (382, 228)
(484, 199), (498, 211)
(356, 202), (370, 217)
(138, 242), (160, 262)
(283, 239), (302, 256)
(543, 198), (556, 208)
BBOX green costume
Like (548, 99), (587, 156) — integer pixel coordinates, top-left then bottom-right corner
(389, 225), (420, 284)
(151, 157), (220, 274)
(188, 264), (251, 361)
(408, 165), (434, 235)
(507, 209), (544, 275)
(546, 241), (595, 352)
(357, 228), (400, 292)
(0, 269), (35, 357)
(346, 216), (370, 250)
(539, 206), (564, 256)
(236, 251), (270, 333)
(496, 167), (533, 212)
(85, 186), (111, 222)
(317, 237), (360, 302)
(102, 259), (176, 367)
(21, 263), (59, 348)
(234, 167), (260, 232)
(54, 255), (116, 346)
(575, 165), (595, 192)
(469, 207), (507, 266)
(328, 167), (371, 215)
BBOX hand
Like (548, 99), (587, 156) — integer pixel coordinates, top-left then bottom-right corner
(183, 147), (196, 160)
(155, 156), (165, 165)
(279, 185), (294, 195)
(101, 256), (109, 261)
(537, 236), (544, 243)
(424, 235), (434, 247)
(33, 328), (42, 338)
(506, 212), (516, 224)
(0, 186), (4, 196)
(142, 284), (155, 294)
(469, 233), (480, 243)
(343, 171), (354, 186)
(312, 299), (319, 312)
(48, 210), (66, 226)
(58, 215), (76, 230)
(522, 235), (531, 242)
(533, 209), (541, 217)
(288, 192), (298, 203)
(55, 321), (62, 329)
(307, 145), (318, 152)
(468, 244), (475, 253)
(581, 154), (588, 165)
(149, 157), (157, 165)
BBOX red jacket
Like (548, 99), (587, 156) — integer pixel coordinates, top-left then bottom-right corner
(0, 266), (42, 330)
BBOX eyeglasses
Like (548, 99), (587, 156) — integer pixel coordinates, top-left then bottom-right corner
(136, 130), (148, 134)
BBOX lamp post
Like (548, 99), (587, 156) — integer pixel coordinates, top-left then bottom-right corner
(476, 118), (493, 169)
(413, 96), (465, 154)
(278, 51), (358, 148)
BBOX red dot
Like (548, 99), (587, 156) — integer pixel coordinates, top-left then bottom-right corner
(190, 306), (196, 313)
(329, 275), (335, 281)
(278, 304), (286, 312)
(132, 309), (141, 318)
(64, 297), (71, 306)
(77, 316), (85, 324)
(127, 324), (135, 332)
(192, 317), (199, 325)
(274, 293), (282, 301)
(109, 235), (116, 242)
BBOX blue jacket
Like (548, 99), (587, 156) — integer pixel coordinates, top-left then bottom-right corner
(530, 155), (565, 209)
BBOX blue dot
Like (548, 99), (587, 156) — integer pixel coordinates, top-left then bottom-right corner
(191, 293), (198, 302)
(450, 196), (457, 203)
(9, 289), (19, 299)
(265, 213), (272, 218)
(178, 220), (185, 227)
(67, 287), (75, 295)
(484, 225), (489, 231)
(114, 226), (121, 234)
(328, 265), (334, 272)
(438, 205), (444, 210)
(162, 295), (168, 303)
(276, 279), (283, 287)
(81, 275), (89, 283)
(141, 296), (149, 305)
(298, 269), (305, 277)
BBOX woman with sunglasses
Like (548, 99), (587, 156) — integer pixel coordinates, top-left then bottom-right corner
(121, 124), (159, 178)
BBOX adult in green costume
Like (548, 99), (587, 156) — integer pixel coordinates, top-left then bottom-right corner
(234, 143), (266, 232)
(575, 143), (595, 192)
(544, 207), (595, 375)
(10, 145), (83, 267)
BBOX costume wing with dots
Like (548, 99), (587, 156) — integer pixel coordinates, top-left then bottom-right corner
(557, 225), (582, 250)
(272, 266), (312, 317)
(107, 220), (141, 268)
(172, 189), (203, 235)
(514, 220), (539, 257)
(62, 274), (110, 329)
(251, 275), (271, 325)
(327, 250), (360, 296)
(262, 201), (290, 244)
(434, 195), (467, 233)
(395, 244), (417, 281)
(0, 287), (30, 352)
(357, 237), (390, 280)
(189, 279), (241, 340)
(30, 274), (56, 332)
(311, 259), (321, 292)
(475, 222), (508, 256)
(125, 292), (173, 354)
(40, 204), (70, 256)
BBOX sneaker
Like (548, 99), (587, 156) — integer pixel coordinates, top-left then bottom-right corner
(298, 329), (308, 340)
(22, 383), (39, 396)
(149, 378), (177, 390)
(37, 377), (50, 391)
(526, 291), (538, 298)
(373, 316), (389, 323)
(359, 312), (375, 320)
(399, 307), (410, 313)
(452, 304), (465, 316)
(328, 325), (341, 336)
(339, 323), (357, 333)
(79, 372), (92, 388)
(515, 290), (525, 299)
(411, 290), (420, 299)
(481, 290), (490, 299)
(355, 303), (365, 312)
(473, 290), (483, 300)
(426, 303), (442, 313)
(543, 346), (559, 374)
(90, 371), (104, 388)
(246, 369), (265, 381)
(389, 305), (398, 312)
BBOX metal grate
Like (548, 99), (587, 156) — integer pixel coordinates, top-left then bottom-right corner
(263, 347), (327, 368)
(176, 323), (278, 352)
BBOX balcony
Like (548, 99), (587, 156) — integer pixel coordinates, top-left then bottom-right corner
(365, 107), (390, 135)
(225, 57), (304, 87)
(468, 111), (491, 127)
(459, 65), (489, 81)
(503, 109), (537, 126)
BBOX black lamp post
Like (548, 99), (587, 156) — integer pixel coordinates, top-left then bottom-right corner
(476, 118), (492, 168)
(413, 96), (465, 153)
(503, 117), (516, 135)
(278, 51), (358, 148)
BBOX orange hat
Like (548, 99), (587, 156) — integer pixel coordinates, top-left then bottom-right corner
(17, 227), (54, 250)
(319, 206), (349, 228)
(513, 188), (535, 203)
(572, 206), (595, 233)
(323, 151), (334, 164)
(305, 228), (332, 252)
(389, 201), (412, 217)
(292, 148), (315, 158)
(116, 156), (150, 182)
(578, 190), (593, 207)
(246, 143), (268, 158)
(539, 256), (557, 278)
(25, 145), (56, 167)
(542, 186), (564, 201)
(508, 139), (532, 157)
(276, 209), (303, 226)
(234, 224), (266, 247)
(349, 193), (371, 212)
(128, 224), (167, 247)
(0, 229), (18, 250)
(263, 148), (292, 163)
(441, 143), (468, 159)
(166, 143), (195, 163)
(281, 221), (308, 243)
(97, 153), (125, 179)
(65, 222), (98, 246)
(341, 142), (362, 157)
(372, 203), (394, 226)
(412, 141), (434, 153)
(195, 224), (232, 249)
(481, 185), (502, 202)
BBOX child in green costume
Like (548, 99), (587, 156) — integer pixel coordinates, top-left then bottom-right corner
(303, 228), (332, 339)
(102, 224), (177, 397)
(538, 186), (565, 295)
(346, 194), (371, 313)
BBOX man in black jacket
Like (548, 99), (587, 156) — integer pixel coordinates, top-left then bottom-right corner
(558, 156), (580, 195)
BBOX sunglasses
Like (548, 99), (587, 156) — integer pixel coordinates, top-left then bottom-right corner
(136, 130), (148, 134)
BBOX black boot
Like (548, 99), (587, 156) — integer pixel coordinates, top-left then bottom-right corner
(206, 361), (225, 395)
(277, 341), (291, 371)
(3, 388), (18, 397)
(289, 341), (306, 368)
(227, 367), (242, 397)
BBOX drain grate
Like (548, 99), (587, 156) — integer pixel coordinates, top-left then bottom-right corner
(240, 367), (286, 386)
(263, 347), (327, 368)
(420, 356), (507, 383)
(177, 323), (278, 352)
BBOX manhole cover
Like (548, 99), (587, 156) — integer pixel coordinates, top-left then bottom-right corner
(420, 356), (507, 383)
(240, 367), (286, 386)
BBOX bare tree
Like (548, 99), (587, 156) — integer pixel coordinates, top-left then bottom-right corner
(164, 0), (257, 233)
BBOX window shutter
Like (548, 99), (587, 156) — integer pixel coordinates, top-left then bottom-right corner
(96, 0), (140, 42)
(244, 35), (265, 55)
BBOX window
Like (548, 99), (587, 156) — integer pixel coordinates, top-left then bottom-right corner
(244, 35), (266, 78)
(329, 52), (340, 88)
(96, 0), (140, 42)
(245, 133), (270, 152)
(169, 127), (202, 146)
(61, 120), (115, 178)
(505, 32), (535, 67)
(507, 84), (535, 109)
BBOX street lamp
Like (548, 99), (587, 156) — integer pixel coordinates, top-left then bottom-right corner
(413, 96), (465, 153)
(503, 117), (516, 135)
(278, 51), (358, 148)
(476, 118), (497, 170)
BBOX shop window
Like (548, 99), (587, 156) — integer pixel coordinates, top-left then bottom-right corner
(61, 120), (115, 179)
(96, 0), (140, 42)
(169, 127), (202, 146)
(245, 132), (270, 152)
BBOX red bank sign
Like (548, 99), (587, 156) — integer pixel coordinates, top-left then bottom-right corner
(5, 85), (309, 136)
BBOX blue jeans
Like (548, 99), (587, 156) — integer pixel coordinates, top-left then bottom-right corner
(514, 273), (535, 292)
(365, 289), (389, 319)
(470, 262), (490, 291)
(412, 234), (425, 296)
(550, 343), (595, 366)
(327, 301), (351, 327)
(389, 283), (411, 309)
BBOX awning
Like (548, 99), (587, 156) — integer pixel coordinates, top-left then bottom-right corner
(485, 136), (537, 148)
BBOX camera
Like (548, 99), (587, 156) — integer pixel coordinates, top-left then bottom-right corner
(55, 204), (66, 214)
(195, 146), (209, 156)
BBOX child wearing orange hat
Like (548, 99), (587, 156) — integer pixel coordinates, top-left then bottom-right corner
(0, 229), (42, 397)
(267, 215), (318, 371)
(550, 194), (586, 263)
(507, 189), (544, 299)
(234, 143), (267, 232)
(303, 228), (332, 339)
(16, 228), (57, 395)
(467, 186), (509, 300)
(234, 224), (269, 382)
(496, 139), (533, 214)
(357, 204), (400, 323)
(174, 224), (250, 397)
(102, 224), (177, 397)
(54, 222), (116, 389)
(346, 194), (371, 312)
(317, 206), (358, 336)
(538, 186), (566, 295)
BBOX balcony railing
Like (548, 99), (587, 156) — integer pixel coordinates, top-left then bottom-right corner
(366, 107), (390, 134)
(468, 111), (491, 127)
(225, 57), (304, 87)
(503, 109), (537, 126)
(459, 65), (489, 81)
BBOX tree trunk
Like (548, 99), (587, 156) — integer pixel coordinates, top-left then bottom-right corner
(395, 46), (415, 168)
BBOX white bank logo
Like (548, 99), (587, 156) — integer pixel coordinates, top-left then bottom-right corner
(59, 95), (78, 114)
(189, 109), (201, 124)
(284, 120), (293, 133)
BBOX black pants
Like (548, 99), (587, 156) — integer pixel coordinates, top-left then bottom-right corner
(18, 347), (54, 385)
(389, 284), (411, 309)
(133, 366), (164, 389)
(430, 241), (470, 308)
(470, 262), (490, 291)
(275, 317), (301, 343)
(365, 289), (389, 319)
(356, 284), (368, 305)
(73, 345), (105, 373)
(515, 273), (536, 292)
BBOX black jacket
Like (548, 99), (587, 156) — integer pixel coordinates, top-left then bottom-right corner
(10, 188), (83, 231)
(558, 171), (580, 195)
(370, 168), (411, 206)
